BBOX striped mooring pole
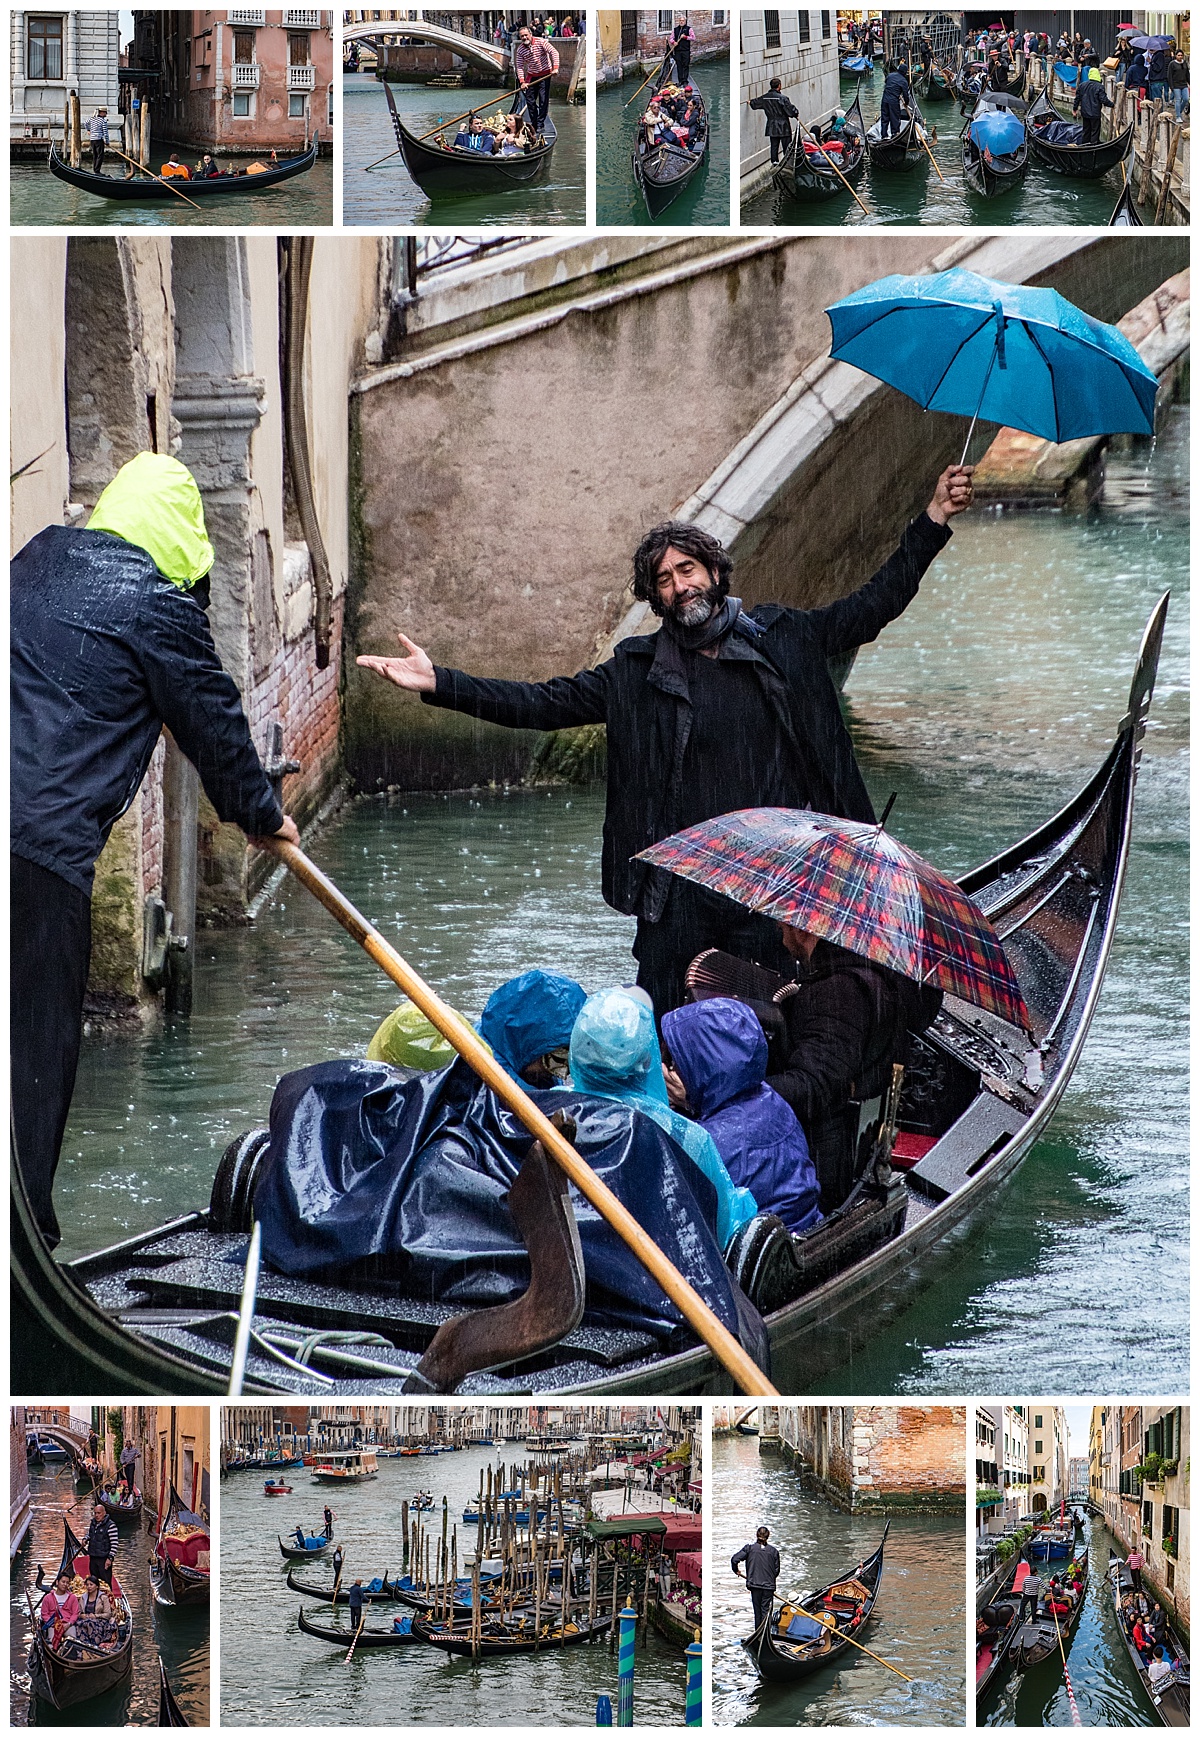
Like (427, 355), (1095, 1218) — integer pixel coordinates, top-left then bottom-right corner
(685, 1636), (703, 1726)
(595, 1694), (613, 1725)
(617, 1605), (638, 1727)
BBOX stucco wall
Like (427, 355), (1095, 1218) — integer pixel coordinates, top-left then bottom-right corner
(10, 236), (69, 549)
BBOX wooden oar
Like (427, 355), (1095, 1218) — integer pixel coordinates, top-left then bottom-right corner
(414, 72), (553, 144)
(625, 52), (670, 107)
(106, 145), (203, 210)
(915, 113), (946, 179)
(344, 1607), (366, 1663)
(811, 1610), (915, 1680)
(794, 115), (871, 216)
(362, 145), (401, 171)
(260, 838), (778, 1396)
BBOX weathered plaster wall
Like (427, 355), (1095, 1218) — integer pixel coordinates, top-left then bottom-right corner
(9, 236), (69, 550)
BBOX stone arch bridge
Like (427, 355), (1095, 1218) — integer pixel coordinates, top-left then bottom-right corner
(343, 19), (508, 77)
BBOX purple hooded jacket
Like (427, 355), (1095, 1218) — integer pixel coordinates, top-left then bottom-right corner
(662, 998), (823, 1235)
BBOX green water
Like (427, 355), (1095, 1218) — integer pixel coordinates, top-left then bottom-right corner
(219, 1445), (687, 1726)
(57, 408), (1188, 1396)
(596, 57), (730, 225)
(9, 143), (332, 228)
(713, 1435), (965, 1726)
(342, 73), (585, 226)
(742, 72), (1137, 226)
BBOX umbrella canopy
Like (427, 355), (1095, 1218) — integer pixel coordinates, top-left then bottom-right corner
(825, 268), (1158, 449)
(638, 807), (1029, 1031)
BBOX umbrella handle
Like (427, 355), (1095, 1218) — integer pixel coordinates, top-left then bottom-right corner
(959, 306), (1005, 467)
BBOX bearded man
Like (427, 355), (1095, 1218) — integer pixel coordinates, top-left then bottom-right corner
(358, 465), (973, 1018)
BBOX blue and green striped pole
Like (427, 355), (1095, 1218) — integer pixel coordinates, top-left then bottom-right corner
(617, 1605), (638, 1727)
(686, 1636), (703, 1726)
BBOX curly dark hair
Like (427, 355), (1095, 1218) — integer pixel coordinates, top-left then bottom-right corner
(630, 521), (733, 616)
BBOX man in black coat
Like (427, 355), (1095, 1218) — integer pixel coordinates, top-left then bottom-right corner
(749, 78), (800, 163)
(86, 1504), (119, 1587)
(10, 453), (299, 1247)
(731, 1526), (781, 1633)
(880, 59), (912, 136)
(359, 466), (973, 1020)
(1073, 69), (1114, 144)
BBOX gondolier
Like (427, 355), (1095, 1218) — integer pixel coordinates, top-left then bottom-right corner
(749, 79), (799, 162)
(85, 1505), (118, 1588)
(119, 1441), (138, 1491)
(513, 25), (558, 132)
(1073, 68), (1114, 144)
(670, 16), (696, 83)
(11, 453), (299, 1248)
(732, 1527), (781, 1632)
(358, 466), (972, 1019)
(87, 108), (109, 174)
(880, 59), (913, 136)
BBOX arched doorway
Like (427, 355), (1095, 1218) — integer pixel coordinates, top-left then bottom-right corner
(1032, 1493), (1047, 1513)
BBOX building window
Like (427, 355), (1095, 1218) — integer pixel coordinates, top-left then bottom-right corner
(232, 90), (252, 115)
(821, 9), (830, 37)
(289, 92), (306, 116)
(712, 8), (727, 23)
(1035, 1415), (1043, 1428)
(658, 9), (674, 33)
(288, 32), (310, 66)
(234, 29), (256, 64)
(764, 11), (781, 50)
(1035, 1440), (1042, 1455)
(797, 11), (811, 45)
(27, 15), (64, 80)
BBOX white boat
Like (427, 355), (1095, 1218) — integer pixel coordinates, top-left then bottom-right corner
(309, 1449), (379, 1482)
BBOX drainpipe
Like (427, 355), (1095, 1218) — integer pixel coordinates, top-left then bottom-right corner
(281, 235), (334, 668)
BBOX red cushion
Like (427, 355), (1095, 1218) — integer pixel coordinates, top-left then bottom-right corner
(891, 1132), (938, 1167)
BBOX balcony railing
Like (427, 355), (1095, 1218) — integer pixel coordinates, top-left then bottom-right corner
(231, 62), (261, 88)
(283, 7), (322, 25)
(288, 63), (317, 89)
(228, 9), (266, 25)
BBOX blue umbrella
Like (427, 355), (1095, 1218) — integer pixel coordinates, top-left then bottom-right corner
(825, 268), (1159, 464)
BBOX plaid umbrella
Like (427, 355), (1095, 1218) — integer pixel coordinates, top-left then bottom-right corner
(638, 807), (1029, 1030)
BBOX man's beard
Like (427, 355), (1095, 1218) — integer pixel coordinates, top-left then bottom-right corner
(668, 587), (717, 628)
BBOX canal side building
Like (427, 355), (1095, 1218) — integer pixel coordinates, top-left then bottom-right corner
(597, 8), (731, 83)
(1029, 1404), (1068, 1513)
(10, 7), (124, 154)
(739, 8), (839, 199)
(759, 1405), (966, 1513)
(1098, 1403), (1190, 1633)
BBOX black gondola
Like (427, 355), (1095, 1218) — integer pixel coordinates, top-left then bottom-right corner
(976, 1558), (1027, 1700)
(19, 600), (1167, 1396)
(955, 61), (986, 109)
(865, 105), (929, 171)
(744, 1525), (888, 1681)
(287, 1566), (394, 1603)
(298, 1604), (421, 1647)
(152, 1486), (211, 1606)
(925, 63), (955, 102)
(1109, 179), (1145, 225)
(279, 1530), (334, 1562)
(158, 1658), (189, 1726)
(29, 1519), (134, 1708)
(99, 1483), (142, 1524)
(774, 95), (866, 204)
(962, 90), (1029, 196)
(1013, 1548), (1088, 1668)
(633, 52), (708, 217)
(1109, 1554), (1191, 1726)
(48, 139), (318, 202)
(1026, 87), (1135, 177)
(412, 1609), (613, 1656)
(384, 79), (555, 197)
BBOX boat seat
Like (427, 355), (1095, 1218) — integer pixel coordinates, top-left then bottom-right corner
(906, 1093), (1026, 1202)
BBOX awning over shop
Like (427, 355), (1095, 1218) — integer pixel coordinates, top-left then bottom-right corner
(675, 1551), (702, 1588)
(650, 1513), (702, 1552)
(585, 1515), (668, 1542)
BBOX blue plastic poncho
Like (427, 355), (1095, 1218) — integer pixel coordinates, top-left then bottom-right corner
(568, 988), (758, 1250)
(662, 999), (822, 1235)
(478, 969), (587, 1083)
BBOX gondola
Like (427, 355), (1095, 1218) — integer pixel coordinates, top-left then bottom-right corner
(29, 1519), (133, 1708)
(384, 78), (555, 196)
(925, 62), (955, 102)
(773, 94), (866, 204)
(99, 1483), (142, 1524)
(1109, 178), (1144, 225)
(279, 1530), (334, 1561)
(298, 1604), (421, 1647)
(23, 600), (1166, 1396)
(976, 1573), (1023, 1700)
(1028, 1526), (1074, 1560)
(744, 1525), (888, 1681)
(1026, 86), (1135, 176)
(152, 1486), (210, 1606)
(412, 1608), (613, 1656)
(158, 1658), (189, 1726)
(288, 1566), (394, 1603)
(1013, 1547), (1088, 1668)
(962, 90), (1029, 196)
(955, 60), (986, 109)
(865, 104), (930, 171)
(1109, 1554), (1190, 1726)
(47, 138), (318, 202)
(841, 54), (873, 76)
(633, 52), (708, 218)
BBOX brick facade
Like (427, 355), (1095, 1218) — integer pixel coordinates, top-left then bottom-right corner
(761, 1405), (966, 1513)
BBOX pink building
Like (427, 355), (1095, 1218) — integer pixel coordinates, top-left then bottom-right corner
(147, 10), (334, 152)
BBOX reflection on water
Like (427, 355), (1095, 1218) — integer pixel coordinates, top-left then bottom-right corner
(10, 1468), (208, 1727)
(58, 411), (1188, 1395)
(982, 1515), (1158, 1726)
(596, 59), (730, 225)
(342, 73), (585, 225)
(220, 1445), (687, 1726)
(712, 1435), (964, 1726)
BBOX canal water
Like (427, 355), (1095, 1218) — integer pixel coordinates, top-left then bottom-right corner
(596, 58), (730, 225)
(742, 73), (1130, 225)
(220, 1445), (687, 1726)
(9, 145), (333, 228)
(981, 1514), (1161, 1726)
(342, 73), (585, 225)
(57, 406), (1188, 1396)
(10, 1465), (209, 1726)
(712, 1433), (965, 1726)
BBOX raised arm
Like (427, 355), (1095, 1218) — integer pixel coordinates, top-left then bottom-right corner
(358, 632), (611, 732)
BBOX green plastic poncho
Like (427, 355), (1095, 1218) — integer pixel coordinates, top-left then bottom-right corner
(87, 452), (215, 587)
(367, 997), (490, 1072)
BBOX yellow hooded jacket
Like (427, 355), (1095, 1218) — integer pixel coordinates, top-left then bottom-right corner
(88, 452), (215, 587)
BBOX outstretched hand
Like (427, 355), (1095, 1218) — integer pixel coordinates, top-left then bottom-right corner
(926, 464), (975, 524)
(356, 633), (437, 693)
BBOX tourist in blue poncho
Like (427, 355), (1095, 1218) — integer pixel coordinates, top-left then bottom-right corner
(478, 968), (588, 1086)
(661, 998), (823, 1235)
(568, 987), (757, 1249)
